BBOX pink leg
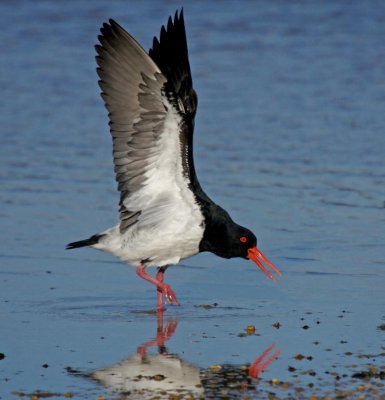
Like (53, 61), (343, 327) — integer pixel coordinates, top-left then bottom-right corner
(156, 267), (170, 311)
(136, 265), (180, 309)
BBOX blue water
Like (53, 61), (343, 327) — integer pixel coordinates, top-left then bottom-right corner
(1, 1), (384, 398)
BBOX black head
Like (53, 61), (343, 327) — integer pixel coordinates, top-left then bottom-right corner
(227, 225), (257, 259)
(198, 207), (255, 258)
(199, 206), (281, 281)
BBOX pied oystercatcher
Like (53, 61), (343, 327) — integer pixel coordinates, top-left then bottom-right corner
(67, 10), (281, 310)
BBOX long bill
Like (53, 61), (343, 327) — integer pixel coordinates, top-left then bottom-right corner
(247, 247), (282, 282)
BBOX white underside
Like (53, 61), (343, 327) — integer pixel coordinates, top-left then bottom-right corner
(93, 99), (205, 267)
(94, 218), (202, 267)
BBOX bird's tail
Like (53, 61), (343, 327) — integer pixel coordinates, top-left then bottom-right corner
(66, 234), (105, 250)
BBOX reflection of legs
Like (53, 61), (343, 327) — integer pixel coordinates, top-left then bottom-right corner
(136, 265), (180, 310)
(137, 312), (179, 358)
(248, 343), (281, 378)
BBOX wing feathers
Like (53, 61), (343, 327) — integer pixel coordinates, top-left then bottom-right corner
(149, 10), (197, 119)
(96, 11), (200, 233)
(96, 19), (167, 231)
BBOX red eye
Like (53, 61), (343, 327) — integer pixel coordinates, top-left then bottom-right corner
(240, 236), (247, 243)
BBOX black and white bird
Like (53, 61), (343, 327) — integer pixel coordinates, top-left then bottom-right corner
(67, 10), (281, 310)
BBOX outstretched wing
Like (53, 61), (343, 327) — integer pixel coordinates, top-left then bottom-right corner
(149, 10), (199, 193)
(149, 10), (197, 127)
(96, 11), (200, 233)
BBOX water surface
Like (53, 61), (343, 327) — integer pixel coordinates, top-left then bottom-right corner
(1, 1), (384, 398)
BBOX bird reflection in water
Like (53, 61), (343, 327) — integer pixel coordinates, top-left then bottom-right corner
(87, 312), (203, 398)
(81, 312), (281, 398)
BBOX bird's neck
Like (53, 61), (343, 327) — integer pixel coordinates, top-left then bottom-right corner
(198, 204), (236, 258)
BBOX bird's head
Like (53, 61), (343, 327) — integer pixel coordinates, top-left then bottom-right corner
(232, 225), (282, 282)
(200, 215), (282, 281)
(233, 227), (282, 281)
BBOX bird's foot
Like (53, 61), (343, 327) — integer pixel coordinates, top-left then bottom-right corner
(136, 265), (180, 309)
(159, 283), (180, 306)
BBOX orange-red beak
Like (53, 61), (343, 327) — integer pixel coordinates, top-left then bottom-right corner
(247, 247), (282, 281)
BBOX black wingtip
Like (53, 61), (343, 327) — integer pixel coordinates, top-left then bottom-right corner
(177, 8), (184, 24)
(171, 8), (184, 30)
(99, 19), (119, 38)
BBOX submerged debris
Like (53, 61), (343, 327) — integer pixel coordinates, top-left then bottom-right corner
(195, 303), (218, 309)
(245, 325), (256, 334)
(12, 391), (74, 399)
(352, 369), (385, 380)
(293, 354), (313, 361)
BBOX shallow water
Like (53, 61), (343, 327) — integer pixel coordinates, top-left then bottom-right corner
(1, 1), (385, 399)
